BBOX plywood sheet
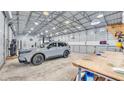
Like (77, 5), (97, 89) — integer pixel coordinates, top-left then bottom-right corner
(72, 51), (124, 80)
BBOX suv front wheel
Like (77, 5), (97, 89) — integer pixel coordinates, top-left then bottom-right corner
(63, 50), (69, 58)
(31, 54), (44, 65)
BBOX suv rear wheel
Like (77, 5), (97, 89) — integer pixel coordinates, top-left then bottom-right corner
(63, 50), (69, 58)
(31, 54), (44, 65)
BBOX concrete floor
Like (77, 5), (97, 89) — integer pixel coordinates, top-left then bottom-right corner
(0, 53), (84, 81)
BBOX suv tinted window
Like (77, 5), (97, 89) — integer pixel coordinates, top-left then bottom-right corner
(48, 43), (57, 48)
(63, 43), (67, 46)
(58, 42), (67, 47)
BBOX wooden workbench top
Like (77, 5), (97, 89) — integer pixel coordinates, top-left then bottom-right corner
(72, 51), (124, 81)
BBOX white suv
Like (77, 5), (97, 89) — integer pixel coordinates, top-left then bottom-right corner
(18, 41), (70, 65)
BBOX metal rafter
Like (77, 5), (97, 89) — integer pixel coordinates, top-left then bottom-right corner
(23, 11), (32, 32)
(54, 17), (122, 37)
(69, 12), (87, 31)
(33, 12), (65, 34)
(11, 11), (123, 37)
(82, 11), (97, 30)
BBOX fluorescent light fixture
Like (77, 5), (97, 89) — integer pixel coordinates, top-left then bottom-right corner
(30, 28), (34, 31)
(77, 26), (81, 29)
(56, 32), (59, 35)
(28, 31), (31, 33)
(64, 30), (67, 33)
(34, 22), (39, 25)
(97, 14), (104, 18)
(52, 27), (56, 30)
(45, 30), (48, 33)
(43, 11), (49, 16)
(8, 11), (13, 19)
(40, 32), (43, 35)
(91, 19), (101, 25)
(70, 35), (73, 38)
(65, 20), (70, 24)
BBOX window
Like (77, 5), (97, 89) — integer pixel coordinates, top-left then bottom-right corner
(63, 43), (67, 46)
(48, 43), (57, 48)
(58, 42), (67, 47)
(58, 43), (64, 47)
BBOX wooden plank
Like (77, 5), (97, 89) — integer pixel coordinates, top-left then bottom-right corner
(72, 51), (124, 81)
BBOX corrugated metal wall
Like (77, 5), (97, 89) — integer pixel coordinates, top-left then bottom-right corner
(0, 12), (15, 67)
(52, 27), (119, 54)
(0, 12), (5, 67)
(17, 35), (40, 49)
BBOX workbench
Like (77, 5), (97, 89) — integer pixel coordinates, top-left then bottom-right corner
(72, 51), (124, 81)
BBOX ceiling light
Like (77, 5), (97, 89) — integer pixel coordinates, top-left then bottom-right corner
(43, 11), (49, 16)
(8, 11), (13, 19)
(52, 27), (56, 30)
(70, 35), (73, 38)
(65, 20), (70, 24)
(64, 30), (67, 33)
(34, 22), (39, 25)
(28, 31), (31, 33)
(77, 26), (81, 29)
(56, 32), (59, 35)
(30, 28), (34, 31)
(45, 30), (48, 33)
(97, 14), (104, 18)
(91, 19), (101, 25)
(40, 32), (43, 35)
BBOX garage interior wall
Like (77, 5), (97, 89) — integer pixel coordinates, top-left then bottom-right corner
(17, 35), (52, 49)
(4, 18), (9, 58)
(52, 27), (119, 54)
(0, 12), (5, 67)
(17, 35), (40, 49)
(0, 11), (16, 67)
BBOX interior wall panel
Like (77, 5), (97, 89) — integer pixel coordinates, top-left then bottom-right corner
(87, 46), (95, 54)
(79, 31), (86, 41)
(87, 29), (95, 41)
(4, 18), (8, 57)
(95, 29), (107, 41)
(52, 27), (117, 54)
(96, 46), (107, 52)
(79, 45), (86, 53)
(0, 12), (5, 66)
